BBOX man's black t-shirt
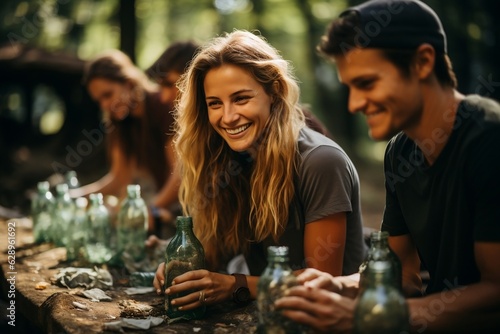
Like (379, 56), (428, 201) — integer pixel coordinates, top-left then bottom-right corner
(382, 95), (500, 294)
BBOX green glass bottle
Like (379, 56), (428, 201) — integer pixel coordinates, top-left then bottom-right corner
(66, 197), (88, 261)
(354, 261), (409, 334)
(116, 184), (148, 264)
(65, 170), (80, 189)
(164, 216), (205, 320)
(51, 183), (76, 247)
(31, 181), (55, 243)
(256, 246), (302, 334)
(358, 231), (402, 294)
(84, 193), (113, 264)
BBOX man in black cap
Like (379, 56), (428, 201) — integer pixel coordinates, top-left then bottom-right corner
(275, 0), (500, 332)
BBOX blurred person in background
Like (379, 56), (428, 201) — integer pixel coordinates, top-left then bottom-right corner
(144, 41), (199, 238)
(146, 40), (200, 106)
(71, 49), (180, 237)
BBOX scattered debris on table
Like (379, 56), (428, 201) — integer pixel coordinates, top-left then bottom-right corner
(80, 288), (112, 301)
(72, 301), (89, 310)
(35, 281), (50, 290)
(124, 287), (155, 295)
(119, 299), (153, 318)
(103, 316), (164, 331)
(53, 267), (113, 289)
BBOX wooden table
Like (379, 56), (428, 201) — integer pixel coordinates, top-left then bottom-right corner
(0, 218), (259, 333)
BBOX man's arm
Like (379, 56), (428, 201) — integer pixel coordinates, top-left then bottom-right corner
(388, 234), (423, 297)
(407, 242), (500, 333)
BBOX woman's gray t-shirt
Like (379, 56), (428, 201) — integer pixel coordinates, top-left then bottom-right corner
(245, 127), (367, 275)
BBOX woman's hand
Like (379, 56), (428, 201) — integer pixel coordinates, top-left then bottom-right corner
(153, 262), (166, 293)
(153, 266), (234, 310)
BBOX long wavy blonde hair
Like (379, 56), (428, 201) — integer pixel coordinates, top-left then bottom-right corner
(174, 30), (305, 270)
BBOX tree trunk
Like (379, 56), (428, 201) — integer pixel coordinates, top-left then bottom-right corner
(119, 0), (136, 63)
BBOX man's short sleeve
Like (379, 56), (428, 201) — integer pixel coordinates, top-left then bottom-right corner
(468, 128), (500, 241)
(382, 137), (409, 236)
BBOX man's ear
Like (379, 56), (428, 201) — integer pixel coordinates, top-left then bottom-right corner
(414, 43), (436, 81)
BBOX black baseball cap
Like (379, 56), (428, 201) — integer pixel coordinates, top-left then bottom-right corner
(340, 0), (447, 54)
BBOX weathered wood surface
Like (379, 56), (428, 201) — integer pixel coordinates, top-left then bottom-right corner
(0, 218), (259, 333)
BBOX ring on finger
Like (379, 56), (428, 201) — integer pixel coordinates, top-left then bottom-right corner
(199, 290), (207, 305)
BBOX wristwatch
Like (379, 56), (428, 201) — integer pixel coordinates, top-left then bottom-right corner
(231, 273), (250, 304)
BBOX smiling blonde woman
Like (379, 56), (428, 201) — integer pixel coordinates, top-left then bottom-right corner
(153, 30), (366, 309)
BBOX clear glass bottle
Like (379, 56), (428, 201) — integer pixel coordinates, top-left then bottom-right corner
(354, 261), (409, 334)
(257, 246), (302, 334)
(51, 183), (75, 247)
(31, 181), (55, 243)
(359, 231), (402, 293)
(65, 170), (80, 189)
(84, 193), (113, 264)
(164, 216), (205, 320)
(66, 197), (88, 261)
(116, 184), (148, 263)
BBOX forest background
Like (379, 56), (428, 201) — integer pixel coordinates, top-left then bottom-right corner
(1, 0), (499, 228)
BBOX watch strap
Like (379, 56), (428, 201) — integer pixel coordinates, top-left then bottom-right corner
(231, 273), (249, 303)
(232, 273), (248, 289)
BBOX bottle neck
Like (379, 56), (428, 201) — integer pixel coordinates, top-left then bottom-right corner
(38, 188), (50, 196)
(371, 238), (389, 250)
(176, 217), (193, 231)
(90, 194), (104, 207)
(268, 255), (290, 264)
(37, 181), (50, 193)
(66, 172), (79, 188)
(370, 231), (389, 250)
(126, 184), (141, 199)
(56, 183), (69, 197)
(266, 246), (290, 264)
(56, 190), (70, 200)
(365, 262), (396, 288)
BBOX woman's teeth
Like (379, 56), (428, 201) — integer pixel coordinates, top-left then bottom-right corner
(226, 124), (250, 135)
